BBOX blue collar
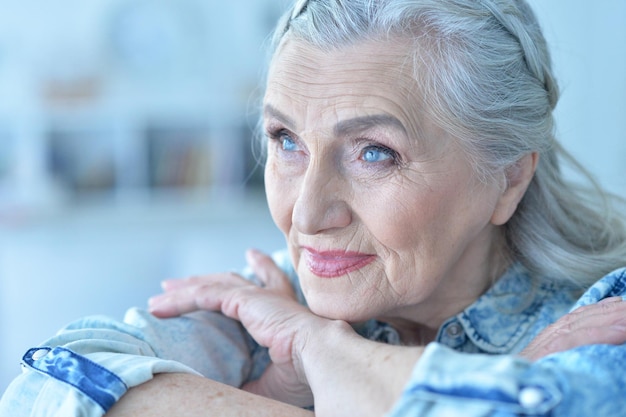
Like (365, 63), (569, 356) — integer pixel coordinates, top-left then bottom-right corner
(356, 264), (576, 353)
(445, 264), (575, 353)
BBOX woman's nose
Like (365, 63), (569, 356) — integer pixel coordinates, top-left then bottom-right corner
(291, 163), (352, 235)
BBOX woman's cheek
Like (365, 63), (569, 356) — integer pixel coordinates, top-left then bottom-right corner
(265, 161), (296, 235)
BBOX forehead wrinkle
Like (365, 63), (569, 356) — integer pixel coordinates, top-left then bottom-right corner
(333, 114), (408, 137)
(267, 38), (433, 148)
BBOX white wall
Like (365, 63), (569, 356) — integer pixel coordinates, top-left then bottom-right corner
(528, 0), (626, 196)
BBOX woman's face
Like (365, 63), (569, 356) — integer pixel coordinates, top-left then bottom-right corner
(263, 38), (506, 327)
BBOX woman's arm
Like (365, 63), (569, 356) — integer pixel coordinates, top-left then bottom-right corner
(105, 337), (420, 417)
(301, 296), (626, 417)
(150, 250), (425, 415)
(148, 250), (420, 416)
(150, 252), (626, 417)
(0, 307), (258, 416)
(106, 373), (313, 417)
(298, 320), (423, 417)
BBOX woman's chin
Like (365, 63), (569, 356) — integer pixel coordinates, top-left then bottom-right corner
(305, 297), (374, 323)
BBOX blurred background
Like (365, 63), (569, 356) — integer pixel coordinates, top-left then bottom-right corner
(0, 0), (624, 392)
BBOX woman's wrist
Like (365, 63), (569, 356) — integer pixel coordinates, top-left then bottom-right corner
(297, 319), (423, 417)
(292, 316), (353, 384)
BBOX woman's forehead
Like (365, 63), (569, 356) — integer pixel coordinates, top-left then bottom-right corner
(268, 37), (415, 89)
(264, 38), (428, 134)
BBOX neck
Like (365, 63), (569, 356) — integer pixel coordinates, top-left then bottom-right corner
(380, 229), (511, 345)
(383, 318), (439, 346)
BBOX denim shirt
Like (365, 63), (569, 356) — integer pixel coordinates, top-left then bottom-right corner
(1, 249), (625, 417)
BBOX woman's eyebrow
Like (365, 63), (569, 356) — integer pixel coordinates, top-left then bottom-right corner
(333, 114), (408, 137)
(264, 104), (408, 137)
(264, 104), (296, 128)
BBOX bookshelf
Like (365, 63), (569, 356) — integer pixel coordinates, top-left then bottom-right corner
(0, 103), (267, 226)
(0, 0), (282, 218)
(0, 111), (260, 209)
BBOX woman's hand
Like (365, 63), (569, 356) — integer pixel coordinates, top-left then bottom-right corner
(148, 249), (322, 407)
(520, 297), (626, 361)
(149, 250), (422, 417)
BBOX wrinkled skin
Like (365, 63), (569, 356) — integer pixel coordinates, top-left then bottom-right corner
(151, 249), (318, 406)
(148, 38), (626, 410)
(520, 296), (626, 361)
(149, 250), (626, 407)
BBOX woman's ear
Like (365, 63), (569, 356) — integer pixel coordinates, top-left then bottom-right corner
(490, 152), (539, 226)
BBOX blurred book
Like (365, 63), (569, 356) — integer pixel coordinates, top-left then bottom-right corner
(47, 128), (116, 194)
(146, 124), (212, 190)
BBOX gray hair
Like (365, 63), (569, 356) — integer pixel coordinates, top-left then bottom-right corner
(267, 0), (626, 287)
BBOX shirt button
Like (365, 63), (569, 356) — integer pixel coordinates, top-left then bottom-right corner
(519, 386), (545, 408)
(31, 349), (49, 361)
(446, 323), (463, 337)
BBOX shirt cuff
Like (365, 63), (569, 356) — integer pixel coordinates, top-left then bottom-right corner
(15, 345), (199, 416)
(387, 343), (561, 417)
(21, 347), (127, 413)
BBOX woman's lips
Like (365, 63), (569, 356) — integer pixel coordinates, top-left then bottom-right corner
(302, 248), (376, 278)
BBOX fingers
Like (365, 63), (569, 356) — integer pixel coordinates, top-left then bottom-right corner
(521, 298), (626, 361)
(148, 272), (249, 318)
(246, 249), (273, 284)
(148, 291), (198, 318)
(567, 297), (626, 329)
(246, 249), (296, 298)
(148, 249), (294, 319)
(521, 326), (626, 361)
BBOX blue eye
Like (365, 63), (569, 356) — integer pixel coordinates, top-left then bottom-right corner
(281, 136), (298, 151)
(362, 146), (394, 163)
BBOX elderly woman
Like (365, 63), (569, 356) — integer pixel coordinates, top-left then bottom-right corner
(3, 0), (626, 416)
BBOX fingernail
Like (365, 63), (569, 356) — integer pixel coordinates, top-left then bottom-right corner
(147, 296), (159, 307)
(148, 299), (167, 316)
(161, 279), (180, 291)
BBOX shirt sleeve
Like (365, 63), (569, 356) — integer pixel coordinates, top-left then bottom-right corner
(0, 308), (258, 417)
(387, 340), (626, 417)
(0, 249), (300, 416)
(388, 268), (626, 417)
